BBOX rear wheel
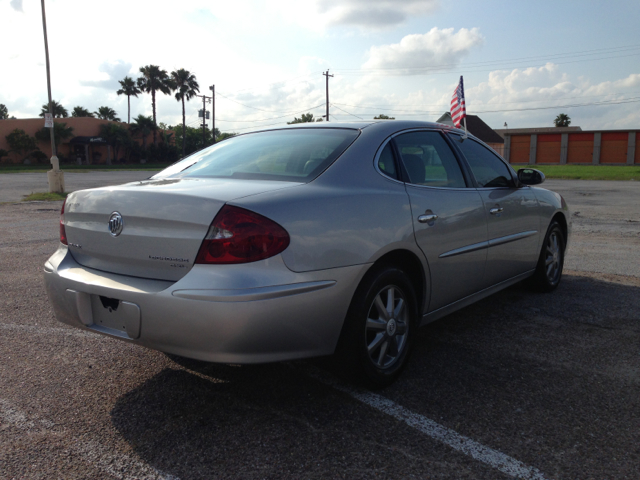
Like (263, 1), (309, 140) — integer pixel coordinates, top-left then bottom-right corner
(337, 266), (418, 388)
(527, 220), (565, 292)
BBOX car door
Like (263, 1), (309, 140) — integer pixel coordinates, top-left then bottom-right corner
(385, 130), (489, 313)
(449, 135), (541, 286)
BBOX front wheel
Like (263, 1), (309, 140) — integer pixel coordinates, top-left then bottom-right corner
(527, 220), (565, 292)
(336, 266), (418, 388)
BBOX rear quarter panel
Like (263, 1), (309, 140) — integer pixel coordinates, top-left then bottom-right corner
(232, 125), (425, 274)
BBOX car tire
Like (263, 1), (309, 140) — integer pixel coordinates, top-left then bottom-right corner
(527, 220), (565, 292)
(336, 266), (418, 389)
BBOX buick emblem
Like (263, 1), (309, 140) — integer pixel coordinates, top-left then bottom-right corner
(108, 212), (124, 237)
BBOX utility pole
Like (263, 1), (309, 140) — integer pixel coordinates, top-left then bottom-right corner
(201, 94), (206, 146)
(323, 70), (333, 122)
(209, 85), (215, 144)
(41, 0), (64, 193)
(196, 93), (212, 149)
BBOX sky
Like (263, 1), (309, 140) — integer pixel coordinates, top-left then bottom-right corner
(1, 0), (640, 133)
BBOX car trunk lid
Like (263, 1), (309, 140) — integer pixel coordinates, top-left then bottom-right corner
(64, 177), (301, 281)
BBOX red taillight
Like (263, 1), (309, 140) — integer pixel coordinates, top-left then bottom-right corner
(195, 205), (290, 264)
(60, 198), (68, 245)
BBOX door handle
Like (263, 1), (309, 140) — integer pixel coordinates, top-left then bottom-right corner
(418, 213), (438, 224)
(489, 207), (504, 215)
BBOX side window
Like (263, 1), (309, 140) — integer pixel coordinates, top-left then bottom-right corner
(377, 142), (399, 180)
(394, 131), (466, 188)
(453, 137), (515, 188)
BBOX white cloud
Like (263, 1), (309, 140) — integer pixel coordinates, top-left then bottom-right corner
(275, 0), (441, 32)
(1, 1), (638, 131)
(79, 61), (133, 90)
(9, 0), (22, 12)
(315, 0), (440, 28)
(362, 28), (484, 73)
(467, 67), (640, 129)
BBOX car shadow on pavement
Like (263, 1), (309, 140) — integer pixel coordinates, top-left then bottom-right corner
(109, 273), (640, 480)
(398, 272), (640, 478)
(109, 361), (489, 479)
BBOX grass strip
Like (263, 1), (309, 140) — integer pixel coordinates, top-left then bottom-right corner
(512, 165), (640, 180)
(22, 192), (69, 202)
(0, 164), (165, 174)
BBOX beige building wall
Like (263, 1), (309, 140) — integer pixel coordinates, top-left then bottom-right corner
(0, 117), (157, 164)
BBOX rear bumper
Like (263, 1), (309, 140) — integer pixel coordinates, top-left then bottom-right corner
(44, 245), (368, 363)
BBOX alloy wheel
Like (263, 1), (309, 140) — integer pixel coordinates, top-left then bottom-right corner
(365, 285), (409, 369)
(545, 230), (562, 284)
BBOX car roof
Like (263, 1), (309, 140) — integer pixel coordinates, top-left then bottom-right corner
(248, 119), (466, 135)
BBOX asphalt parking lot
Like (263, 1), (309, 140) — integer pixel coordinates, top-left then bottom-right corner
(1, 173), (639, 479)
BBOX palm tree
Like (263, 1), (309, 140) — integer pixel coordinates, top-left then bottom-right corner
(129, 115), (156, 151)
(71, 106), (95, 118)
(117, 76), (141, 124)
(39, 100), (68, 118)
(99, 123), (131, 164)
(554, 113), (571, 127)
(94, 106), (121, 122)
(171, 69), (199, 156)
(137, 65), (175, 145)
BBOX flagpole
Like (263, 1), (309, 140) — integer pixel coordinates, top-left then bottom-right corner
(463, 117), (468, 139)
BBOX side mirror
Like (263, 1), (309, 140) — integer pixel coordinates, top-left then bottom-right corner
(517, 168), (545, 186)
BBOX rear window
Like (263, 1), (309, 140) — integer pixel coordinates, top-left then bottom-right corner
(152, 128), (359, 182)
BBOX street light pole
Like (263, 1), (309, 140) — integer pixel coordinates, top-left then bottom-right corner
(40, 0), (64, 193)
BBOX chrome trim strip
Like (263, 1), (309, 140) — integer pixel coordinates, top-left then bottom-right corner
(438, 230), (538, 259)
(373, 127), (473, 190)
(439, 241), (489, 258)
(488, 230), (538, 247)
(407, 184), (472, 192)
(372, 136), (406, 186)
(172, 280), (336, 302)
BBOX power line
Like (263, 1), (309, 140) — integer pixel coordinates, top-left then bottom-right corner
(332, 89), (640, 110)
(169, 43), (640, 127)
(230, 121), (301, 132)
(330, 103), (363, 120)
(335, 53), (640, 78)
(335, 44), (640, 74)
(215, 91), (286, 113)
(473, 97), (640, 114)
(215, 103), (325, 123)
(216, 71), (324, 95)
(331, 97), (640, 117)
(181, 44), (640, 108)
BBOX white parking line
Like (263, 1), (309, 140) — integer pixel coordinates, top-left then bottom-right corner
(301, 365), (549, 480)
(0, 398), (179, 480)
(0, 322), (100, 339)
(1, 322), (547, 479)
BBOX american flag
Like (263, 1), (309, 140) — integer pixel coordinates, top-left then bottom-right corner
(450, 76), (466, 128)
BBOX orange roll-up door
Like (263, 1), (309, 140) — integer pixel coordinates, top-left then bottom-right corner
(536, 134), (561, 164)
(509, 135), (530, 164)
(567, 133), (594, 164)
(601, 132), (628, 164)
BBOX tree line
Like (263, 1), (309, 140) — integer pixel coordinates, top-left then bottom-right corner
(11, 64), (237, 161)
(1, 115), (233, 165)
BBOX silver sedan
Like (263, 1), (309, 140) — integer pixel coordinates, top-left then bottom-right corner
(44, 121), (570, 387)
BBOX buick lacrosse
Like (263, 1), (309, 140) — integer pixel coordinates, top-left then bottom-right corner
(44, 121), (569, 386)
